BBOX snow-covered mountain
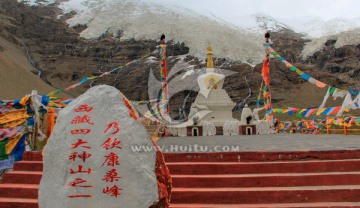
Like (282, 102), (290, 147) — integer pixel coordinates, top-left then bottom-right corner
(281, 16), (360, 38)
(59, 0), (273, 65)
(19, 0), (290, 64)
(21, 0), (360, 63)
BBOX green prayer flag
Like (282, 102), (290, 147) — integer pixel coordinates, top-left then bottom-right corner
(329, 87), (336, 95)
(0, 140), (8, 160)
(289, 66), (297, 72)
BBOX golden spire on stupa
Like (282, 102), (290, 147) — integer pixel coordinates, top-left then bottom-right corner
(207, 45), (214, 68)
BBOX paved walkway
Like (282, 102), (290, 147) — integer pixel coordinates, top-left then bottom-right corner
(157, 134), (360, 152)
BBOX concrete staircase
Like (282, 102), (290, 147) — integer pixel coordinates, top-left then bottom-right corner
(165, 150), (360, 208)
(2, 150), (360, 207)
(0, 151), (41, 208)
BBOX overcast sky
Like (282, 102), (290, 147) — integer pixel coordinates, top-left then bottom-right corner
(158, 0), (360, 20)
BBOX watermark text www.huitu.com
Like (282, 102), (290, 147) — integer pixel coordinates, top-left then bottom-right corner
(131, 144), (241, 153)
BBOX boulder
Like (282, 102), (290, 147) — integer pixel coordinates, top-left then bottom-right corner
(39, 85), (171, 208)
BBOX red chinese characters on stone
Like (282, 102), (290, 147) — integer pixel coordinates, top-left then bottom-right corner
(78, 151), (92, 162)
(68, 151), (92, 162)
(71, 139), (91, 149)
(68, 152), (78, 161)
(101, 138), (122, 150)
(68, 104), (95, 200)
(103, 185), (123, 198)
(102, 152), (120, 167)
(71, 115), (94, 125)
(102, 168), (122, 182)
(70, 165), (92, 175)
(68, 178), (93, 188)
(74, 104), (94, 113)
(104, 122), (120, 134)
(71, 129), (91, 135)
(101, 122), (123, 198)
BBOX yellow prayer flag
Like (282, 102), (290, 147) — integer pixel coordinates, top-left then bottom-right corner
(3, 118), (27, 128)
(317, 108), (326, 115)
(5, 133), (24, 154)
(0, 109), (29, 125)
(19, 96), (30, 106)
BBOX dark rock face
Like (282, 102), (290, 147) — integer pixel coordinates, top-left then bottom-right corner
(0, 0), (359, 117)
(307, 42), (360, 77)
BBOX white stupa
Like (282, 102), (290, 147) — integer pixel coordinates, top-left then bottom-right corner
(188, 46), (238, 126)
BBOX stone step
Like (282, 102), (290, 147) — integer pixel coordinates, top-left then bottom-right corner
(171, 186), (360, 204)
(14, 161), (43, 172)
(22, 150), (360, 162)
(22, 151), (42, 162)
(167, 159), (360, 175)
(2, 171), (43, 184)
(170, 202), (360, 208)
(172, 172), (360, 188)
(0, 184), (38, 199)
(0, 198), (38, 208)
(163, 150), (360, 162)
(14, 159), (360, 176)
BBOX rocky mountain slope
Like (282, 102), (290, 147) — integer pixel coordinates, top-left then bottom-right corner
(0, 0), (359, 119)
(0, 36), (56, 99)
(0, 1), (57, 99)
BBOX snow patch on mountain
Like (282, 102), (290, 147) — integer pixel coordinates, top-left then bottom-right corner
(24, 0), (56, 5)
(302, 28), (360, 59)
(280, 16), (360, 38)
(248, 15), (288, 34)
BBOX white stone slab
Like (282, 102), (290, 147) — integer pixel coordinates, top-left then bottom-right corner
(39, 85), (158, 208)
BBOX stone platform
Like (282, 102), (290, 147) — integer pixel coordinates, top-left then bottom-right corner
(2, 134), (360, 208)
(157, 134), (360, 153)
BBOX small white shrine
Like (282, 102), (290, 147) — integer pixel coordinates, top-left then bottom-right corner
(239, 104), (257, 135)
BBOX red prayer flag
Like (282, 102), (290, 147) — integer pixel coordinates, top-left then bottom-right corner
(262, 57), (270, 86)
(332, 106), (341, 114)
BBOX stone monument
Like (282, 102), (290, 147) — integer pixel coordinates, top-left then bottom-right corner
(39, 85), (171, 208)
